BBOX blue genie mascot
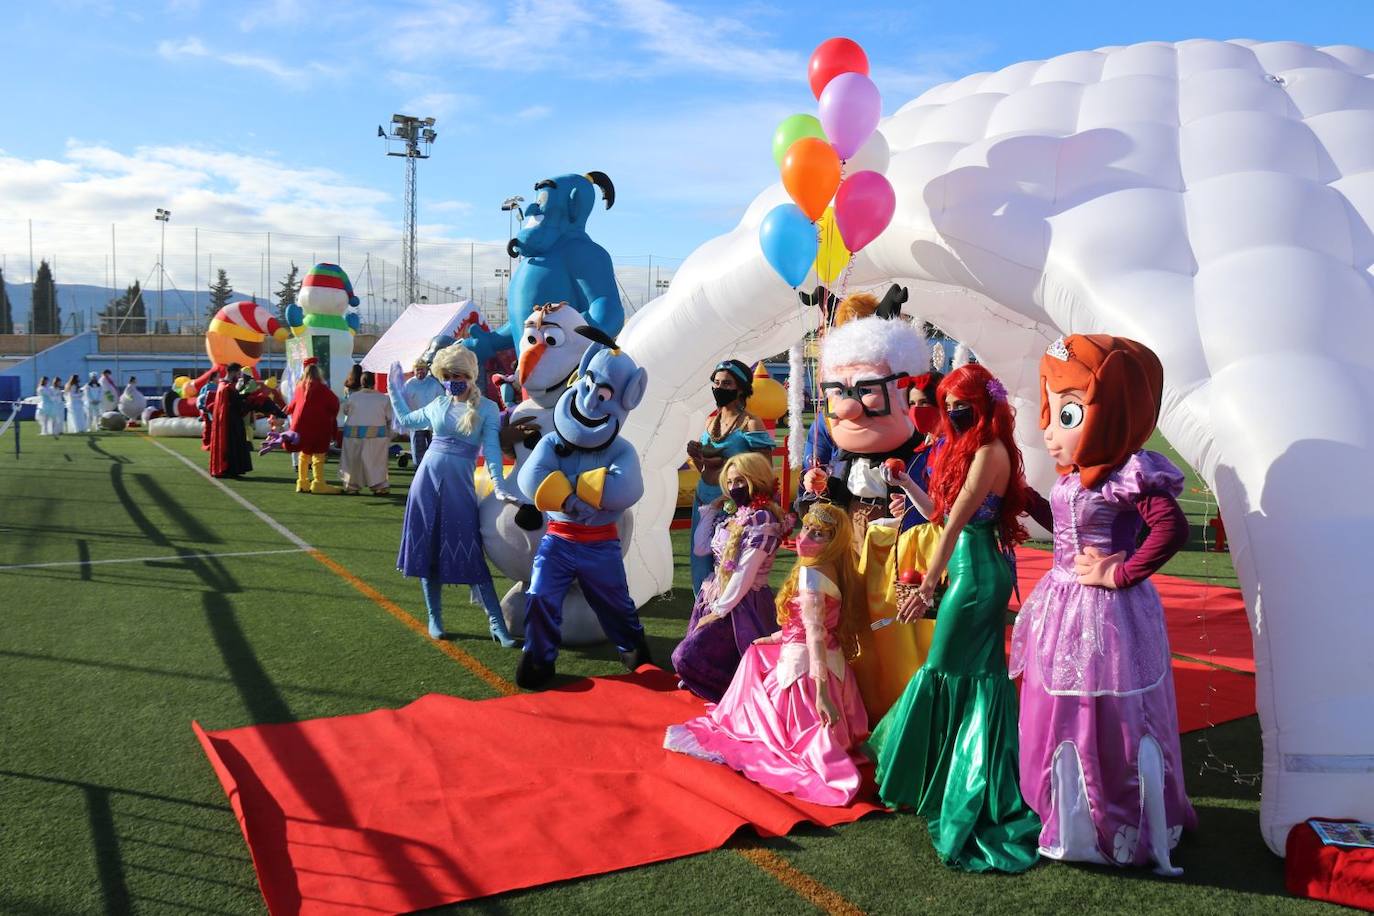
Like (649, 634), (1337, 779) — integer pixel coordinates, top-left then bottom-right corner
(465, 172), (622, 366)
(515, 326), (650, 689)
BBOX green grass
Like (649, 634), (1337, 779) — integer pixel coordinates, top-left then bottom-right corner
(0, 430), (1332, 915)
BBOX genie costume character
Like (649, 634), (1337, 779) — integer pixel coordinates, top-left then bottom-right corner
(464, 172), (622, 366)
(514, 327), (650, 689)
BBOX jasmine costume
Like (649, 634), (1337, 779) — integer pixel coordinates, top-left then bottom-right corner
(515, 329), (651, 689)
(689, 361), (774, 592)
(387, 378), (515, 646)
(866, 493), (1041, 873)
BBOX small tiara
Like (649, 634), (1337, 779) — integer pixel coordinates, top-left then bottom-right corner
(801, 506), (839, 533)
(1046, 336), (1070, 361)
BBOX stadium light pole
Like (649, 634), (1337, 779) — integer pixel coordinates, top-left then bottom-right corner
(380, 115), (436, 312)
(154, 208), (171, 333)
(500, 196), (523, 304)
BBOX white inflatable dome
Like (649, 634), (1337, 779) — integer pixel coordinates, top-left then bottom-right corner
(620, 39), (1374, 854)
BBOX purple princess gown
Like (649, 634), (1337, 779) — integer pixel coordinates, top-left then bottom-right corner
(1010, 450), (1198, 875)
(672, 504), (783, 702)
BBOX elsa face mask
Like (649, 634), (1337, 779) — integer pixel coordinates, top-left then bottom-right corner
(445, 379), (469, 397)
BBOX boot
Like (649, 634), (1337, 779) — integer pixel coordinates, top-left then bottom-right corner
(427, 609), (445, 640)
(487, 612), (517, 649)
(309, 453), (340, 494)
(515, 651), (556, 690)
(295, 454), (310, 493)
(618, 632), (654, 672)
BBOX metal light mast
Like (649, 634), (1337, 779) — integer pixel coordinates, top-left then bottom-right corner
(379, 114), (436, 310)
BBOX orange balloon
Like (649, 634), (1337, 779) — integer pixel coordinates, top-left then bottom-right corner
(781, 137), (841, 222)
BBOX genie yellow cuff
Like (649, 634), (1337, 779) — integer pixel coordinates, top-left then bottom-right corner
(576, 467), (608, 508)
(534, 471), (574, 511)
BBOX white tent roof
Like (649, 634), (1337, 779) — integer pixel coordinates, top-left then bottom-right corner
(360, 301), (487, 372)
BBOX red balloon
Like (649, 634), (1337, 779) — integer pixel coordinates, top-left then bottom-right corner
(809, 37), (869, 100)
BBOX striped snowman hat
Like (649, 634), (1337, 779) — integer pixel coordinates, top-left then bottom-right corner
(208, 301), (287, 342)
(302, 263), (360, 307)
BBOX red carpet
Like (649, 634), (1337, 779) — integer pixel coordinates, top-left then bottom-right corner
(195, 667), (883, 916)
(1008, 547), (1256, 730)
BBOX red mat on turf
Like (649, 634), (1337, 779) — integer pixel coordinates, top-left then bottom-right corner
(195, 667), (883, 916)
(1010, 548), (1254, 672)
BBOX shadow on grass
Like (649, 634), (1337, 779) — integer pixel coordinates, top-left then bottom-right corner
(109, 463), (241, 592)
(0, 769), (237, 916)
(134, 473), (222, 545)
(86, 436), (130, 464)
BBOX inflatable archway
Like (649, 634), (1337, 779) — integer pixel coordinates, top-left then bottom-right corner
(620, 39), (1374, 854)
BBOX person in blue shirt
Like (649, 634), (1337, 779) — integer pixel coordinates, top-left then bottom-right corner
(400, 357), (444, 465)
(515, 328), (651, 689)
(685, 359), (775, 593)
(388, 345), (518, 648)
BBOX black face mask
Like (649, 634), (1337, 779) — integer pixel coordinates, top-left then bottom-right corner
(712, 387), (739, 408)
(948, 405), (976, 433)
(727, 484), (751, 506)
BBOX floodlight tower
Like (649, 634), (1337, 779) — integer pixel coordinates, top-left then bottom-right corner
(154, 208), (171, 332)
(379, 114), (436, 310)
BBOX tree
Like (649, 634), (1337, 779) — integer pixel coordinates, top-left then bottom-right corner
(0, 268), (12, 334)
(31, 260), (59, 333)
(100, 281), (147, 334)
(275, 261), (300, 324)
(208, 269), (233, 319)
(155, 319), (171, 334)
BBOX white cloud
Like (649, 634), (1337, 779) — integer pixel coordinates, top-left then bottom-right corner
(400, 92), (470, 120)
(239, 0), (306, 31)
(386, 0), (594, 69)
(429, 199), (474, 214)
(514, 105), (552, 121)
(0, 142), (522, 322)
(157, 35), (338, 84)
(610, 0), (799, 81)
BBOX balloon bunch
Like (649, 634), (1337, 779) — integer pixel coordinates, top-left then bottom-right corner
(760, 38), (896, 288)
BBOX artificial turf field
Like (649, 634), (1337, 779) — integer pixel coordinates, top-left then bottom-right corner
(0, 429), (1338, 915)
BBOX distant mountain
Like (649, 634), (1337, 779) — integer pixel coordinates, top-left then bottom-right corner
(4, 282), (268, 333)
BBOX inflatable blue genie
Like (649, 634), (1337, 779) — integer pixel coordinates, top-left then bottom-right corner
(465, 171), (622, 365)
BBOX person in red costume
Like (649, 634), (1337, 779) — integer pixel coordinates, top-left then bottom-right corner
(208, 365), (253, 478)
(285, 360), (341, 494)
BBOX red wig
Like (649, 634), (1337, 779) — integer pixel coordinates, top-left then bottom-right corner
(928, 364), (1029, 549)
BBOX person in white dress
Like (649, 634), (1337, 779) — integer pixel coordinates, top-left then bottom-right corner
(65, 375), (90, 434)
(339, 371), (395, 495)
(36, 377), (64, 436)
(84, 374), (102, 431)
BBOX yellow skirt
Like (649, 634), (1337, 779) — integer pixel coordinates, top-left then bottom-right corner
(851, 521), (942, 721)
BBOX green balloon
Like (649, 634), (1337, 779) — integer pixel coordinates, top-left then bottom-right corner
(772, 114), (827, 168)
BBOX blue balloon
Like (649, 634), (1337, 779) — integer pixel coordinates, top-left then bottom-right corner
(759, 204), (818, 288)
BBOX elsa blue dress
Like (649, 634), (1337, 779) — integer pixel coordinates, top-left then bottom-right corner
(388, 387), (515, 644)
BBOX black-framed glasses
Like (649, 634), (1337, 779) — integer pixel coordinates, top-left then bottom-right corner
(820, 373), (908, 418)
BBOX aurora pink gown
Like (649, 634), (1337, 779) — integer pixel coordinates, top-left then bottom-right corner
(664, 566), (869, 806)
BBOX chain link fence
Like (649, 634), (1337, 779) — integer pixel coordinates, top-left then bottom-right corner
(0, 217), (683, 336)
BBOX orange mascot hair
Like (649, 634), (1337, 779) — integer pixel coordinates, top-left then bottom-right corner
(1039, 334), (1164, 489)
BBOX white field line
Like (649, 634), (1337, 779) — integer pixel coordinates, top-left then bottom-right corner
(142, 436), (312, 550)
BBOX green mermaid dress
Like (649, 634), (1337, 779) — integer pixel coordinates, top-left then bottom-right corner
(865, 498), (1041, 873)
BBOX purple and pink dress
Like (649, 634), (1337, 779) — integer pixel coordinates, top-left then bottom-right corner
(1011, 450), (1198, 875)
(672, 504), (783, 702)
(664, 566), (869, 806)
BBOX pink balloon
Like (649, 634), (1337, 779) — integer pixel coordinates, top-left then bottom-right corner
(819, 72), (881, 160)
(834, 171), (895, 253)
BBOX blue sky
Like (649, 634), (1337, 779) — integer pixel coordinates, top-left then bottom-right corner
(0, 0), (1366, 315)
